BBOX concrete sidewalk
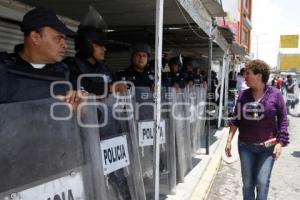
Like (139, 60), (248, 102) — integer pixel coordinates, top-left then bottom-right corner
(165, 127), (230, 200)
(207, 114), (300, 200)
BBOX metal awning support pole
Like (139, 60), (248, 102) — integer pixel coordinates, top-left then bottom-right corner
(218, 50), (229, 128)
(224, 57), (230, 126)
(205, 35), (213, 155)
(233, 59), (237, 79)
(153, 0), (164, 199)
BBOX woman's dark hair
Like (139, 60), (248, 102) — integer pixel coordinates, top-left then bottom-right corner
(245, 59), (270, 83)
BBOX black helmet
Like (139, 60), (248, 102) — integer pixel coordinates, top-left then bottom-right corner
(168, 56), (183, 67)
(77, 26), (109, 45)
(130, 42), (151, 56)
(74, 6), (110, 59)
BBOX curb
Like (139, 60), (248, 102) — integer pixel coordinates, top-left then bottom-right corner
(190, 127), (229, 200)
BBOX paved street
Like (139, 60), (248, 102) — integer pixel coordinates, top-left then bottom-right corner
(207, 108), (300, 200)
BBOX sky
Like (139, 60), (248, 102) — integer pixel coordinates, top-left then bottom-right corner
(251, 0), (300, 67)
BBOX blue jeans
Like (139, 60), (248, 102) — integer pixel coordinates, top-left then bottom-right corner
(238, 142), (275, 200)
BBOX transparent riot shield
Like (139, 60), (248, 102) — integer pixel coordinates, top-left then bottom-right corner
(134, 87), (176, 199)
(162, 87), (176, 195)
(195, 84), (208, 153)
(96, 93), (146, 200)
(284, 82), (300, 116)
(187, 85), (198, 154)
(0, 98), (106, 200)
(183, 87), (193, 169)
(172, 87), (193, 183)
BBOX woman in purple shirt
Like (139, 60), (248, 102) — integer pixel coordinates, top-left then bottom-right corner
(225, 60), (289, 200)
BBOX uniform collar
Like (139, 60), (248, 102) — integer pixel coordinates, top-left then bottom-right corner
(7, 53), (67, 81)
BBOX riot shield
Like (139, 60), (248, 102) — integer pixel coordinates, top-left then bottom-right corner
(0, 98), (106, 200)
(96, 93), (146, 200)
(172, 87), (193, 183)
(187, 85), (198, 154)
(195, 84), (208, 153)
(182, 87), (193, 169)
(134, 87), (176, 199)
(162, 87), (176, 195)
(283, 83), (300, 116)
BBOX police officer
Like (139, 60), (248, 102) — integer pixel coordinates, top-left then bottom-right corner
(285, 74), (298, 111)
(64, 26), (128, 97)
(162, 56), (186, 88)
(0, 7), (82, 104)
(65, 6), (128, 97)
(181, 57), (198, 86)
(117, 42), (154, 88)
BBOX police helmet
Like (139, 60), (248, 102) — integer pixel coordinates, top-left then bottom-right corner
(75, 6), (110, 59)
(75, 26), (109, 59)
(168, 56), (182, 67)
(130, 42), (151, 56)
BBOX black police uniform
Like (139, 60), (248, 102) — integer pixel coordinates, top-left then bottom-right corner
(180, 68), (196, 84)
(162, 71), (187, 88)
(0, 52), (70, 104)
(64, 57), (114, 96)
(117, 66), (154, 87)
(194, 74), (205, 85)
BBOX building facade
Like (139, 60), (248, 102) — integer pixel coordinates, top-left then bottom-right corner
(278, 35), (300, 72)
(217, 0), (252, 54)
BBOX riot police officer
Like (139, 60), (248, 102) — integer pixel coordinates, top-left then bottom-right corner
(0, 7), (82, 105)
(162, 56), (186, 88)
(64, 6), (128, 97)
(285, 74), (298, 111)
(117, 42), (155, 88)
(63, 8), (132, 200)
(181, 57), (198, 86)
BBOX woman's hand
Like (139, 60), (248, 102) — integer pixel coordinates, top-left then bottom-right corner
(225, 127), (237, 158)
(273, 142), (283, 160)
(225, 142), (232, 157)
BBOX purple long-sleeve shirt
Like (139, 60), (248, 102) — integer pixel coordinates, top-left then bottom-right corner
(230, 85), (289, 145)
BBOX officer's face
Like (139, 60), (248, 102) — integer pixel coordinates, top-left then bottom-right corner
(33, 27), (67, 63)
(187, 64), (193, 72)
(132, 52), (148, 71)
(170, 64), (179, 73)
(92, 43), (107, 62)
